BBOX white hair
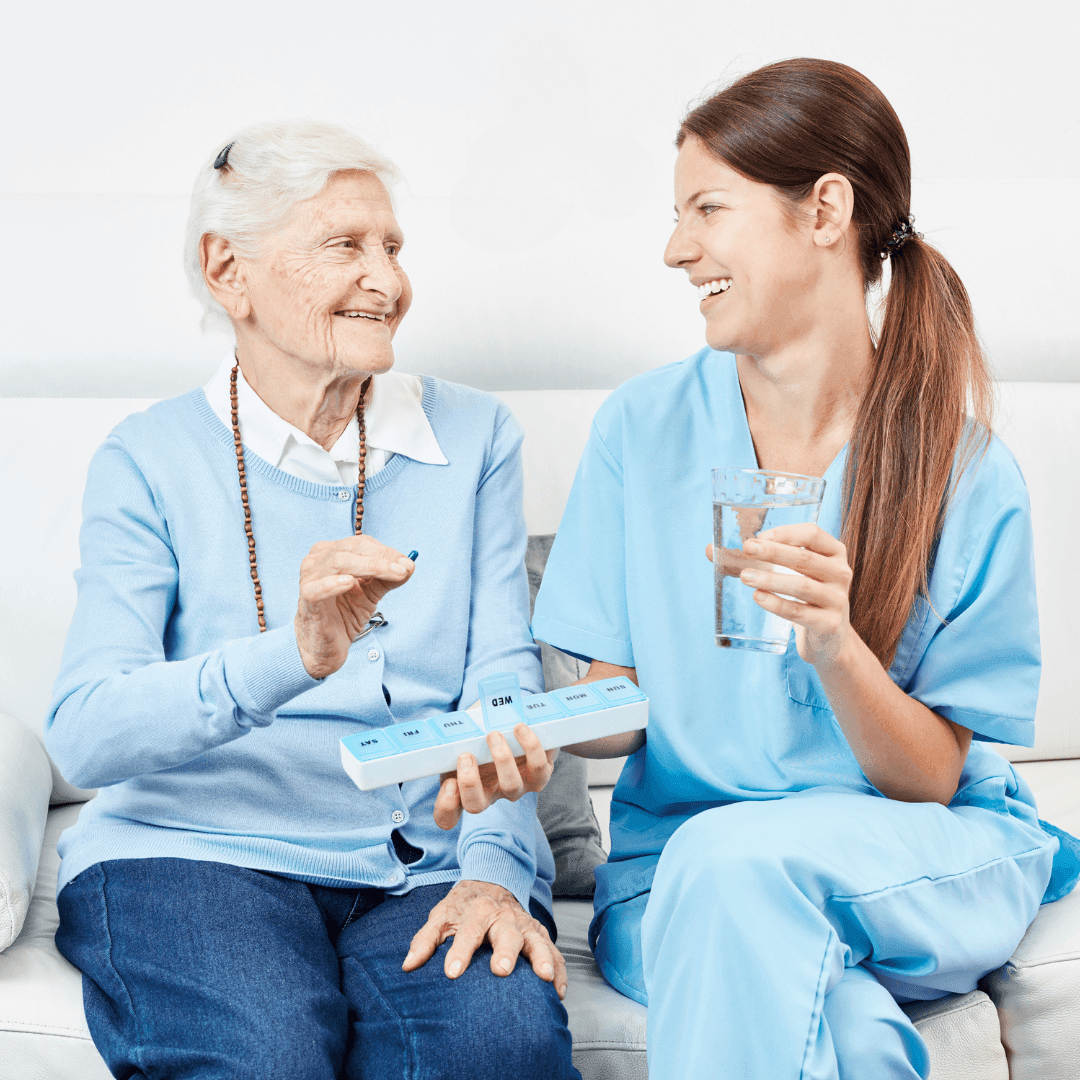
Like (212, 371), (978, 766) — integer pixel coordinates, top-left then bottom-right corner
(184, 118), (403, 335)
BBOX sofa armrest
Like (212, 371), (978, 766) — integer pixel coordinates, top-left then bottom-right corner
(0, 712), (53, 951)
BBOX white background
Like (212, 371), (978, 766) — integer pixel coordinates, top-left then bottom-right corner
(1, 0), (1076, 396)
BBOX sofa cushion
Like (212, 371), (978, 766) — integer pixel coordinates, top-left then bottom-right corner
(901, 993), (1008, 1079)
(982, 881), (1080, 1080)
(554, 899), (647, 1080)
(0, 713), (52, 951)
(0, 802), (110, 1080)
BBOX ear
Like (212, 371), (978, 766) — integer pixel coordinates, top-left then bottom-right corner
(200, 234), (250, 320)
(809, 172), (855, 251)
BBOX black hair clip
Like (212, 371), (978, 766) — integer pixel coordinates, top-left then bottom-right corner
(879, 214), (922, 260)
(213, 143), (234, 170)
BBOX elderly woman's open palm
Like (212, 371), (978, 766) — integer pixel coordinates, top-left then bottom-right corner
(294, 535), (415, 679)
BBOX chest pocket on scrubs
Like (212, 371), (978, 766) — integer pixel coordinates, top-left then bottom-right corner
(783, 634), (833, 712)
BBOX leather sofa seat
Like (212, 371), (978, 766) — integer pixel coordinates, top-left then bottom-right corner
(5, 800), (1079, 1080)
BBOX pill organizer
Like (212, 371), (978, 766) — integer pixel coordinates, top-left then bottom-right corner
(340, 673), (648, 790)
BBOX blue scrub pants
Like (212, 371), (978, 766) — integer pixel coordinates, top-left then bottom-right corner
(593, 791), (1056, 1080)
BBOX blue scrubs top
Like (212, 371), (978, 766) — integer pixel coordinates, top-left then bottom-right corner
(531, 349), (1080, 922)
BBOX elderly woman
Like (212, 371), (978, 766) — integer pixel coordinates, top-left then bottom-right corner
(45, 119), (578, 1080)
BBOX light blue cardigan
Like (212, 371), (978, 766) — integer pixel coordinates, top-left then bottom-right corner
(45, 377), (554, 912)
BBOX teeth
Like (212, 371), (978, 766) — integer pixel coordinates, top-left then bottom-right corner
(696, 279), (732, 299)
(340, 312), (384, 320)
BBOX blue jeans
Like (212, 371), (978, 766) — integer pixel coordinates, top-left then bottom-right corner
(56, 859), (579, 1080)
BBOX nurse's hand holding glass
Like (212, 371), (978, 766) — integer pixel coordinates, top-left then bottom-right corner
(709, 523), (855, 665)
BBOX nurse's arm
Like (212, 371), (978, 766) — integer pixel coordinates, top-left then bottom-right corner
(727, 525), (973, 806)
(561, 661), (647, 759)
(812, 629), (973, 806)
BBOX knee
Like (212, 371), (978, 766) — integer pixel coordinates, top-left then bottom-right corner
(660, 804), (786, 886)
(210, 1024), (338, 1080)
(446, 965), (576, 1080)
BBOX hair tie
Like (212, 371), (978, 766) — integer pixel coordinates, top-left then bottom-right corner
(213, 143), (234, 170)
(879, 214), (921, 260)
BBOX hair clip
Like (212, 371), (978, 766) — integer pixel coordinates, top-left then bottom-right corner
(213, 143), (234, 170)
(879, 214), (922, 260)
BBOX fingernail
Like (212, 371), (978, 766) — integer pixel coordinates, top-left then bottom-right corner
(740, 569), (758, 583)
(743, 539), (761, 553)
(403, 951), (415, 966)
(542, 963), (554, 979)
(396, 558), (410, 570)
(448, 960), (462, 978)
(558, 984), (567, 998)
(498, 957), (513, 974)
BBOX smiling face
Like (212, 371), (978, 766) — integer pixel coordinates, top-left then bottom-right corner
(235, 169), (411, 380)
(665, 137), (827, 359)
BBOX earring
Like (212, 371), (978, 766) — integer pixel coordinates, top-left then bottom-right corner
(824, 235), (832, 244)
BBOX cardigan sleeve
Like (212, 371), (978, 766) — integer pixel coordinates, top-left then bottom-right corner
(43, 436), (319, 790)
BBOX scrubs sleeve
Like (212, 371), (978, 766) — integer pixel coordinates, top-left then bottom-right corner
(895, 438), (1040, 747)
(531, 410), (635, 668)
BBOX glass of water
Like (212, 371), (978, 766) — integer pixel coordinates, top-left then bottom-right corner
(712, 468), (826, 653)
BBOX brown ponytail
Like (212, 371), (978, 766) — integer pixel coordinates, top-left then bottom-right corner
(678, 58), (992, 666)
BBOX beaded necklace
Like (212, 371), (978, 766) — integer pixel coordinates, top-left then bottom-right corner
(229, 360), (371, 632)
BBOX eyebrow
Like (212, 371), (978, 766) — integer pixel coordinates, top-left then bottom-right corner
(675, 188), (730, 214)
(318, 225), (405, 246)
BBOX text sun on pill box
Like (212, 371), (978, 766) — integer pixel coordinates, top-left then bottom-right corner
(341, 672), (649, 790)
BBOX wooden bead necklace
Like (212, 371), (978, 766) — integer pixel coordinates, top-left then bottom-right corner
(230, 360), (371, 632)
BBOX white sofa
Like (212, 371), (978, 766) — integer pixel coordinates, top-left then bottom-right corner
(2, 384), (1079, 1080)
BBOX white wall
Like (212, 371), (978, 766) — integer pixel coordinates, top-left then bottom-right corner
(1, 0), (1076, 396)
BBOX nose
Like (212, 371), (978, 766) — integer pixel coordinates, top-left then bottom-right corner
(358, 248), (402, 305)
(664, 217), (697, 271)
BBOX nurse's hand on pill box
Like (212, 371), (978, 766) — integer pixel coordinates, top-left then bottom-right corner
(432, 721), (557, 830)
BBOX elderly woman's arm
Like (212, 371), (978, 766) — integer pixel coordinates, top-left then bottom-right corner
(44, 435), (409, 789)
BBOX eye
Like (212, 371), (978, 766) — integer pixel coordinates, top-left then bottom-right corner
(332, 239), (355, 249)
(699, 203), (722, 216)
(385, 243), (400, 257)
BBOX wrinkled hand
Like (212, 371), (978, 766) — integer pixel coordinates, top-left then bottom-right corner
(433, 723), (557, 830)
(295, 536), (414, 680)
(708, 523), (853, 666)
(403, 880), (567, 999)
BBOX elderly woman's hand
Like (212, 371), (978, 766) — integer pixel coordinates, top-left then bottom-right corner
(432, 724), (557, 830)
(295, 536), (415, 680)
(403, 880), (567, 999)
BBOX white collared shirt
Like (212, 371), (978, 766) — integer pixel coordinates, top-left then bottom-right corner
(203, 356), (447, 486)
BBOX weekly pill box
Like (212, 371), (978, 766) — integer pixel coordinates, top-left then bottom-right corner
(340, 676), (648, 790)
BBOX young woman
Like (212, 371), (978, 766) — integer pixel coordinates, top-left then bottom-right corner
(523, 59), (1080, 1077)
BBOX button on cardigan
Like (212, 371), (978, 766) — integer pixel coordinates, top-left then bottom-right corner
(45, 376), (553, 913)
